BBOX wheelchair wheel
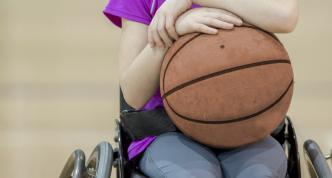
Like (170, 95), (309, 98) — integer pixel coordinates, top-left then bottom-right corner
(85, 141), (113, 178)
(114, 119), (124, 178)
(60, 142), (113, 178)
(60, 149), (86, 178)
(329, 149), (332, 165)
(303, 139), (332, 178)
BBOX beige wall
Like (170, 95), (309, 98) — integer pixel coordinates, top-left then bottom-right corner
(0, 0), (331, 177)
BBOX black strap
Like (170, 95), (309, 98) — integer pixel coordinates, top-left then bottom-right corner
(119, 87), (285, 142)
(120, 109), (182, 141)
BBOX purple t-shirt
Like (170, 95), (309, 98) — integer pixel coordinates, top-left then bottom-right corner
(103, 0), (201, 164)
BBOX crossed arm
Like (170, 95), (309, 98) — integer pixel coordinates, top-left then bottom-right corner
(148, 0), (299, 49)
(119, 0), (299, 109)
(193, 0), (299, 33)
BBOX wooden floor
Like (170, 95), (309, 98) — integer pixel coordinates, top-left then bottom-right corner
(0, 0), (331, 177)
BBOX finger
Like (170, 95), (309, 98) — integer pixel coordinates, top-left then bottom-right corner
(151, 16), (165, 50)
(168, 32), (175, 41)
(165, 14), (179, 40)
(206, 8), (242, 21)
(207, 8), (242, 20)
(148, 29), (155, 47)
(148, 19), (157, 47)
(204, 12), (242, 26)
(192, 23), (219, 34)
(197, 17), (235, 30)
(158, 15), (174, 48)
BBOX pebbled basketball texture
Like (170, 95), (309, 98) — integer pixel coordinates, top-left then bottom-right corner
(160, 22), (294, 148)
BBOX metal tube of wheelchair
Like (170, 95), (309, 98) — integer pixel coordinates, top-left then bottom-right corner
(59, 149), (86, 178)
(325, 154), (331, 159)
(326, 149), (332, 165)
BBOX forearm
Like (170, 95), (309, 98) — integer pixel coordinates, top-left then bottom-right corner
(192, 0), (299, 33)
(120, 44), (169, 109)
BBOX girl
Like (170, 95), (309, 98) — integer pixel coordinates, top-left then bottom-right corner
(103, 0), (298, 177)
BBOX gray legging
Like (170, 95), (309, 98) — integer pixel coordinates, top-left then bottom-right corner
(137, 132), (287, 178)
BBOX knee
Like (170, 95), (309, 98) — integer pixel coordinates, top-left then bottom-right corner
(218, 136), (288, 178)
(238, 159), (287, 178)
(138, 132), (223, 178)
(138, 146), (223, 178)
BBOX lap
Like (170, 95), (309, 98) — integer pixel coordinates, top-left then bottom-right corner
(138, 132), (222, 178)
(214, 135), (287, 178)
(137, 132), (287, 178)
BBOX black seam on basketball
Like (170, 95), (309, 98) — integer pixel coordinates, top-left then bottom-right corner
(163, 100), (224, 148)
(237, 25), (283, 47)
(163, 99), (235, 149)
(162, 33), (203, 94)
(162, 59), (291, 99)
(164, 79), (293, 124)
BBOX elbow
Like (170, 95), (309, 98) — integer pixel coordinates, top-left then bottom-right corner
(123, 94), (147, 110)
(275, 5), (299, 33)
(120, 82), (148, 110)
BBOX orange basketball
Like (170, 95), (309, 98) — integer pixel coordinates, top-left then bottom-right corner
(160, 22), (294, 148)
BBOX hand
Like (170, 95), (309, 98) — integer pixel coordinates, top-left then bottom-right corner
(148, 0), (193, 50)
(175, 7), (243, 36)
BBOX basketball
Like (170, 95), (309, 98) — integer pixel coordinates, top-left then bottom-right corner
(160, 22), (294, 148)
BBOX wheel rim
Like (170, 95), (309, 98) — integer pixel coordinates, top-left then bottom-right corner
(60, 149), (86, 178)
(86, 141), (113, 178)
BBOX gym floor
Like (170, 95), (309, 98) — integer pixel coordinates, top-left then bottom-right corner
(0, 0), (331, 177)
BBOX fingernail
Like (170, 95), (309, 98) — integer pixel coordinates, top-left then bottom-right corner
(237, 20), (243, 25)
(161, 46), (165, 50)
(168, 43), (172, 47)
(227, 23), (233, 28)
(213, 29), (218, 33)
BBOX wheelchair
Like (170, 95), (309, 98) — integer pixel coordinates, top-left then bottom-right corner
(303, 139), (332, 178)
(59, 89), (331, 178)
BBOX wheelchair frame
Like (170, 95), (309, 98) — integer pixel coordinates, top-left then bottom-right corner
(59, 89), (332, 178)
(111, 115), (301, 178)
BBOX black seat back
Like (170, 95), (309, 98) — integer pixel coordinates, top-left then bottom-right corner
(119, 87), (134, 161)
(120, 87), (133, 112)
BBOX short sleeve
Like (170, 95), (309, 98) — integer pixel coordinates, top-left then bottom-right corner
(103, 0), (152, 28)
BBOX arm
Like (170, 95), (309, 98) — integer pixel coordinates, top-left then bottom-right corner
(119, 18), (169, 109)
(120, 8), (240, 109)
(192, 0), (299, 33)
(148, 0), (299, 49)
